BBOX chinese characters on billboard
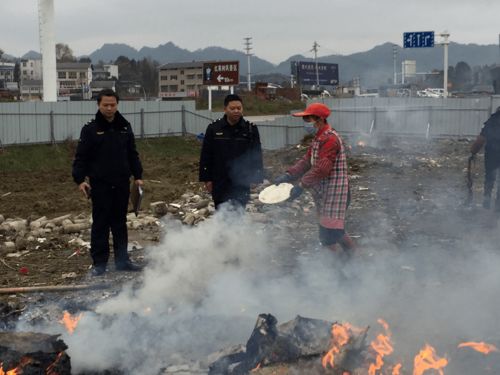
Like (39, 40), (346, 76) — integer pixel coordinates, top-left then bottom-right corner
(291, 61), (339, 86)
(203, 61), (240, 85)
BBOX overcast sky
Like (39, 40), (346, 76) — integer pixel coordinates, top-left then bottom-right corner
(1, 0), (499, 64)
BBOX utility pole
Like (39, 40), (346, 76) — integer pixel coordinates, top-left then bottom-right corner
(38, 0), (57, 101)
(243, 37), (253, 91)
(311, 41), (320, 88)
(437, 31), (450, 97)
(393, 45), (398, 85)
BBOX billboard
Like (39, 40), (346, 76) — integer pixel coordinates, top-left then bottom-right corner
(291, 61), (339, 86)
(203, 61), (240, 85)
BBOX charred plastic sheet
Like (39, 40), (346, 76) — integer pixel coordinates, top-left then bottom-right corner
(209, 314), (368, 374)
(0, 332), (70, 374)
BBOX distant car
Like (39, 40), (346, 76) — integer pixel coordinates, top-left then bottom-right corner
(417, 88), (445, 98)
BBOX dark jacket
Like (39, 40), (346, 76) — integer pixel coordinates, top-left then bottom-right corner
(480, 109), (500, 165)
(72, 111), (143, 185)
(199, 115), (263, 202)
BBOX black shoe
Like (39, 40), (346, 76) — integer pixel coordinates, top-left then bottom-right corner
(115, 261), (142, 272)
(91, 265), (106, 276)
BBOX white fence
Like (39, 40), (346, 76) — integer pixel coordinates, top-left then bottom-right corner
(1, 96), (499, 150)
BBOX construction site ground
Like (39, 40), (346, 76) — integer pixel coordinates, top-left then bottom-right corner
(0, 134), (498, 306)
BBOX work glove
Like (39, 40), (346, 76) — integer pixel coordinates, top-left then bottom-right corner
(274, 173), (291, 185)
(288, 185), (304, 201)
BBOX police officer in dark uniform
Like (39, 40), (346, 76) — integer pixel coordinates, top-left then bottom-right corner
(72, 89), (144, 276)
(470, 106), (500, 211)
(199, 94), (263, 209)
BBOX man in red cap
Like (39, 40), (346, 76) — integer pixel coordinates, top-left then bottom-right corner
(274, 103), (355, 252)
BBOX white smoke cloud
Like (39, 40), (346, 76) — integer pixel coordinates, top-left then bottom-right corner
(24, 194), (500, 373)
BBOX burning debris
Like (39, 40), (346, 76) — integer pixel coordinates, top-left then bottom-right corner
(2, 138), (500, 375)
(457, 342), (499, 355)
(206, 313), (500, 375)
(209, 314), (368, 375)
(0, 332), (70, 374)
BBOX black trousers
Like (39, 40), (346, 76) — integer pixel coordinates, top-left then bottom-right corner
(90, 181), (130, 267)
(484, 158), (500, 204)
(213, 185), (250, 210)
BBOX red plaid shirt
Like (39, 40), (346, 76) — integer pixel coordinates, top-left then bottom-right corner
(287, 124), (349, 229)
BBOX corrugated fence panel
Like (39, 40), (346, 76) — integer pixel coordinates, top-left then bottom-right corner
(255, 117), (304, 150)
(258, 123), (287, 150)
(119, 102), (142, 136)
(141, 101), (162, 137)
(18, 102), (39, 144)
(32, 102), (52, 143)
(3, 96), (500, 148)
(58, 102), (95, 141)
(185, 110), (221, 136)
(0, 103), (21, 145)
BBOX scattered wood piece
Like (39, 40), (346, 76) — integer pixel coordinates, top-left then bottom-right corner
(0, 284), (108, 295)
(0, 258), (17, 271)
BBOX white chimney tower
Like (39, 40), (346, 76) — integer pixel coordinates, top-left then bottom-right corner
(38, 0), (57, 101)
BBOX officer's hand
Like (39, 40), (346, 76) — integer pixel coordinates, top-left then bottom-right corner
(288, 185), (304, 201)
(79, 182), (91, 199)
(135, 179), (144, 187)
(274, 173), (291, 185)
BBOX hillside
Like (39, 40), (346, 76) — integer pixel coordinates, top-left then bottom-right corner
(7, 41), (500, 88)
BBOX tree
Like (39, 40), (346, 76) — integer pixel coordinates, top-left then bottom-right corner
(78, 57), (92, 63)
(453, 61), (472, 91)
(0, 48), (3, 60)
(14, 62), (20, 83)
(56, 43), (76, 62)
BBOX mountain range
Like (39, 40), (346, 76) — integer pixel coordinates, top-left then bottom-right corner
(13, 41), (500, 88)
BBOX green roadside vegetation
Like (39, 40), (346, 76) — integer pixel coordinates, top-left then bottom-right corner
(0, 136), (201, 173)
(196, 94), (304, 115)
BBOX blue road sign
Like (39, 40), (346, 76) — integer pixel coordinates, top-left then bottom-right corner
(291, 61), (339, 86)
(403, 31), (435, 48)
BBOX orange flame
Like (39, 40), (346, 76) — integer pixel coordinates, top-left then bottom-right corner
(250, 362), (261, 372)
(458, 341), (499, 355)
(0, 357), (33, 375)
(357, 141), (366, 147)
(322, 322), (356, 369)
(368, 319), (394, 375)
(413, 344), (448, 375)
(59, 310), (83, 334)
(46, 352), (64, 375)
(392, 363), (402, 375)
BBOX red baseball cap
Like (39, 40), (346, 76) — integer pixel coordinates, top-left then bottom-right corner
(292, 103), (331, 119)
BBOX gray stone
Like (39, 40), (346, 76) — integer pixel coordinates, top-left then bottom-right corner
(182, 214), (196, 226)
(151, 202), (168, 216)
(194, 199), (210, 209)
(15, 237), (28, 250)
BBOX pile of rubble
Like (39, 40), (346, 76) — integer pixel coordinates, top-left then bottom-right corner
(0, 212), (162, 255)
(0, 182), (319, 260)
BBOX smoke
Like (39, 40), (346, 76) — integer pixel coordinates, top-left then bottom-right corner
(55, 205), (276, 373)
(26, 186), (500, 373)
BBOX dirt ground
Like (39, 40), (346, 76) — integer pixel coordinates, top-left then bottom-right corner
(2, 134), (500, 374)
(0, 135), (497, 308)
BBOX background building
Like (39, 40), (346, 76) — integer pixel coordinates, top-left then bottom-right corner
(158, 61), (203, 99)
(20, 59), (43, 82)
(57, 62), (92, 100)
(0, 62), (16, 88)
